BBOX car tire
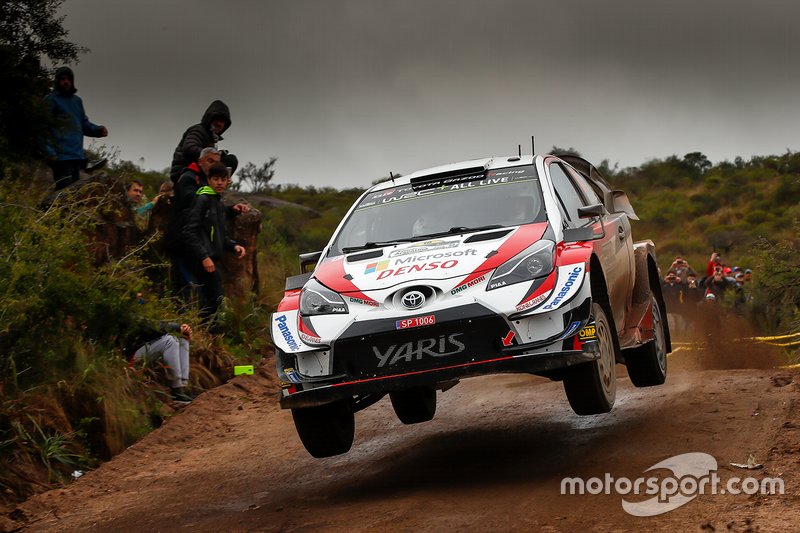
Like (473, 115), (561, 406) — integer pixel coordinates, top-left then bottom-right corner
(563, 302), (617, 415)
(291, 399), (355, 458)
(390, 387), (437, 424)
(625, 294), (668, 387)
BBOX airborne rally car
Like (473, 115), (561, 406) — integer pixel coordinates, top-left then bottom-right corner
(271, 154), (670, 457)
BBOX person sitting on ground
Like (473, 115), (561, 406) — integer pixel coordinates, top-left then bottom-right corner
(42, 67), (108, 190)
(182, 162), (247, 326)
(124, 318), (194, 403)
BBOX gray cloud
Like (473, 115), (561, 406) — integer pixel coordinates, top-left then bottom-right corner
(61, 0), (800, 186)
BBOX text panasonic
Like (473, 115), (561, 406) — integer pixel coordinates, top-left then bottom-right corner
(543, 266), (584, 310)
(275, 314), (300, 351)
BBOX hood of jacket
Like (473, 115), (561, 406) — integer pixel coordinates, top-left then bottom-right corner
(53, 66), (77, 95)
(200, 100), (231, 134)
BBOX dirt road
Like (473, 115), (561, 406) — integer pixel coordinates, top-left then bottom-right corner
(7, 340), (800, 532)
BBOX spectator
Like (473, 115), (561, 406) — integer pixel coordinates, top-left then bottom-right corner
(182, 162), (246, 325)
(125, 319), (194, 403)
(166, 148), (250, 304)
(166, 147), (222, 303)
(662, 271), (683, 310)
(669, 256), (697, 283)
(42, 67), (108, 190)
(169, 100), (237, 182)
(705, 268), (733, 300)
(705, 252), (723, 278)
(684, 274), (703, 305)
(127, 180), (144, 205)
(744, 268), (753, 283)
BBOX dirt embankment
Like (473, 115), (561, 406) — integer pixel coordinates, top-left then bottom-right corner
(4, 333), (800, 532)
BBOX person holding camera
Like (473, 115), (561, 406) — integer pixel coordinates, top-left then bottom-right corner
(669, 256), (697, 283)
(169, 100), (238, 182)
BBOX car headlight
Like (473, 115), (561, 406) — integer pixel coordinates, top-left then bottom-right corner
(486, 240), (555, 290)
(300, 279), (349, 316)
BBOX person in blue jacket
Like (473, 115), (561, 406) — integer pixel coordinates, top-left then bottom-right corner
(42, 67), (108, 189)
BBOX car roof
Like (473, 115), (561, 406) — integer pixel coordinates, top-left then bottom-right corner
(368, 155), (539, 192)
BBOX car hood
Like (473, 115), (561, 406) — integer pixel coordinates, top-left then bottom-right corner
(314, 223), (548, 294)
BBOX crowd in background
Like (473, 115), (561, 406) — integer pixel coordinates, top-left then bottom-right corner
(661, 252), (753, 333)
(41, 66), (249, 403)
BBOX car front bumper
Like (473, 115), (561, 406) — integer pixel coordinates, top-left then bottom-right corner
(276, 298), (595, 409)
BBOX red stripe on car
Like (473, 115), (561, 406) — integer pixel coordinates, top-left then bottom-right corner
(517, 268), (557, 306)
(455, 222), (548, 288)
(313, 256), (377, 304)
(277, 293), (300, 312)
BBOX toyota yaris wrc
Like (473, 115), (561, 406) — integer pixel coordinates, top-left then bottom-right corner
(271, 154), (670, 457)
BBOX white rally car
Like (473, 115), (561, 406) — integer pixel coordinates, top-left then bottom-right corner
(271, 154), (670, 457)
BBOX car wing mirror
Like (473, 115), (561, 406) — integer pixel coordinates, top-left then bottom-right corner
(299, 251), (322, 273)
(563, 226), (598, 243)
(564, 203), (606, 243)
(577, 203), (606, 219)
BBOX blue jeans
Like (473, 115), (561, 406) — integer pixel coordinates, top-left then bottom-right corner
(171, 253), (198, 306)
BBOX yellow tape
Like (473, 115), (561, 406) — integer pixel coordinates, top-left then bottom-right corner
(750, 332), (800, 341)
(764, 340), (800, 347)
(779, 363), (800, 370)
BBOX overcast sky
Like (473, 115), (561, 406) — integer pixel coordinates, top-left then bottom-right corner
(58, 0), (800, 187)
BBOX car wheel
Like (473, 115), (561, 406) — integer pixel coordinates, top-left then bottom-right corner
(625, 294), (668, 387)
(563, 302), (617, 415)
(291, 399), (355, 458)
(390, 386), (437, 424)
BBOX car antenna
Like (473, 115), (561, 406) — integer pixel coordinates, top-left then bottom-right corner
(531, 135), (535, 156)
(518, 144), (522, 158)
(389, 171), (395, 184)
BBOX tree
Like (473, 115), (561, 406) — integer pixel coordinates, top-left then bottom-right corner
(548, 146), (582, 157)
(0, 0), (86, 171)
(231, 158), (277, 193)
(682, 152), (712, 178)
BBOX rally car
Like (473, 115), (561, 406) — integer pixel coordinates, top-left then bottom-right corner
(271, 154), (670, 457)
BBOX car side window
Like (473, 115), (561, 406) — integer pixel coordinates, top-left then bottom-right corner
(565, 166), (603, 205)
(549, 163), (589, 228)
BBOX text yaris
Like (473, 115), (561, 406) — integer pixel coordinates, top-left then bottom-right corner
(372, 333), (466, 367)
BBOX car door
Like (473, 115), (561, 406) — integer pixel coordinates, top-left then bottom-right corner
(547, 161), (633, 331)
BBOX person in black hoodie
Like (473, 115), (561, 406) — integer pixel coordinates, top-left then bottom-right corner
(182, 162), (246, 324)
(169, 100), (237, 182)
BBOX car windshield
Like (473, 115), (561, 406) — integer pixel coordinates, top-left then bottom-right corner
(330, 165), (546, 255)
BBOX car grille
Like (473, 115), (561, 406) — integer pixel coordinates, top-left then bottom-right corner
(332, 315), (509, 379)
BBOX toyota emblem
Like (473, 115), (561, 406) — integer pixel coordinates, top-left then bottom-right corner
(401, 290), (426, 310)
